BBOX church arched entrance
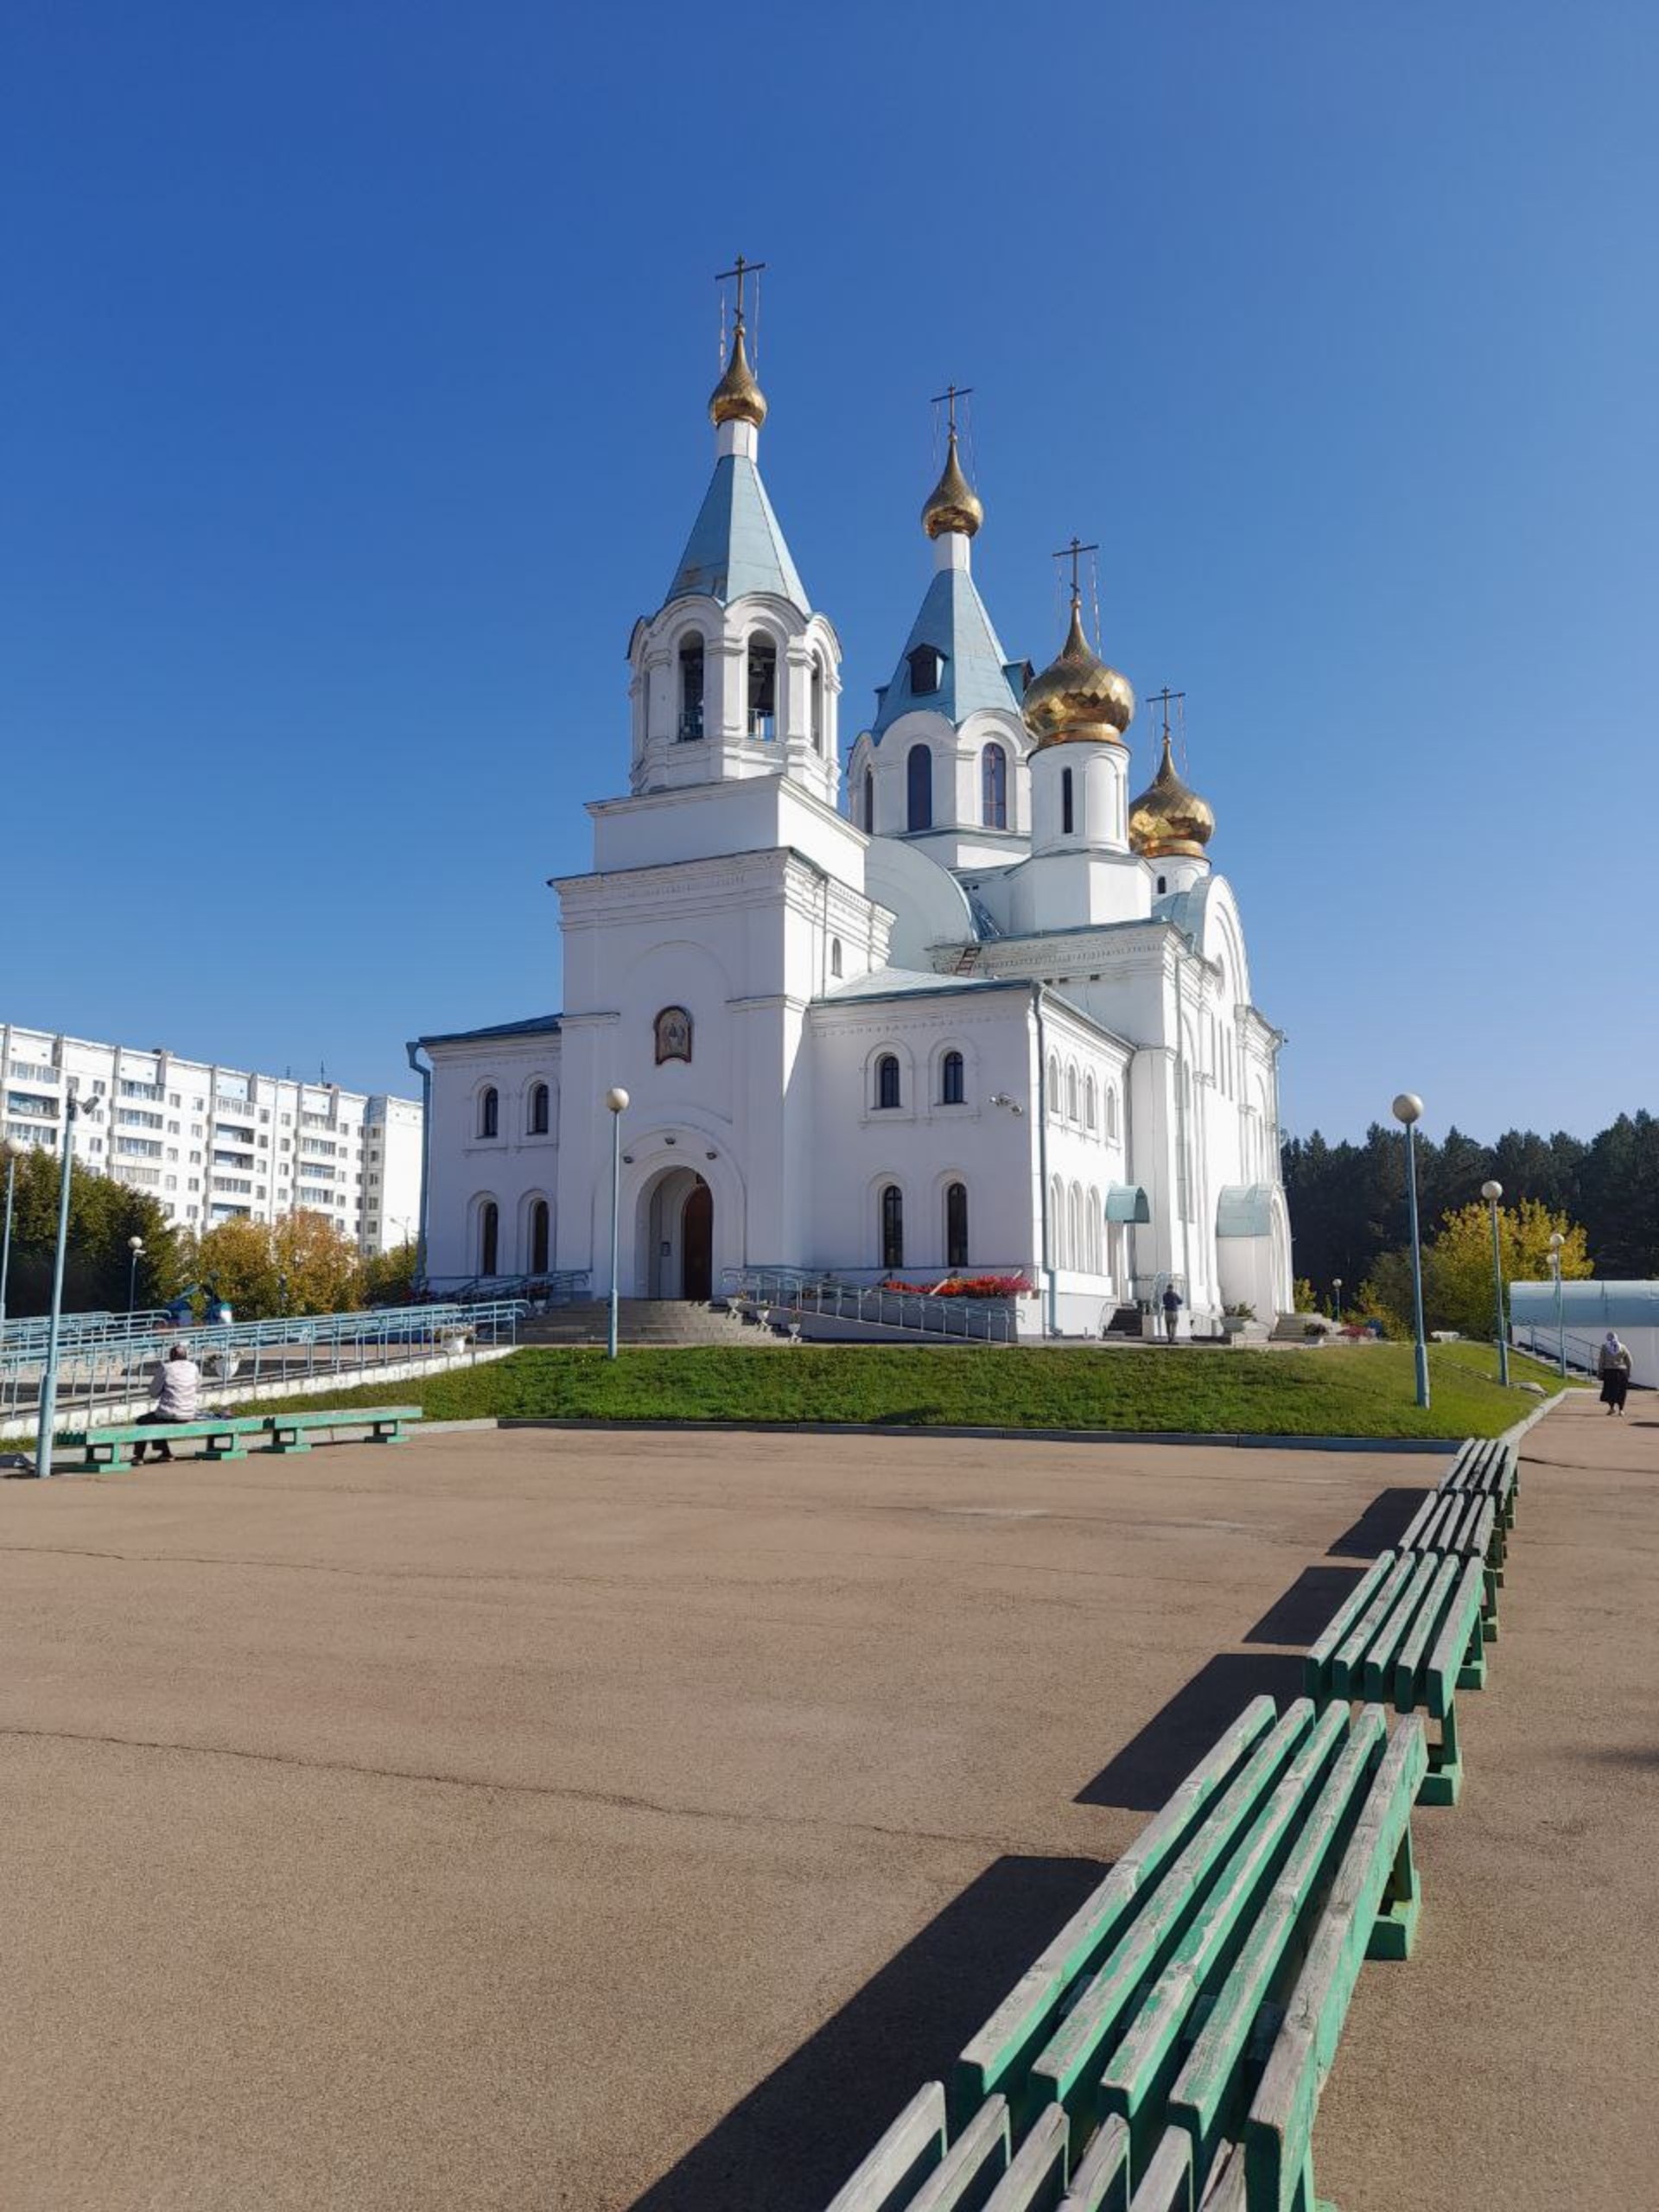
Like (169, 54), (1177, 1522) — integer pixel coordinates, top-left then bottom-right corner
(642, 1167), (715, 1300)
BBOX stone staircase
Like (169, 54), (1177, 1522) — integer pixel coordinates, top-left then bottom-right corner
(517, 1300), (791, 1349)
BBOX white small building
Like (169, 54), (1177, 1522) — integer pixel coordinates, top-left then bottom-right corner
(0, 1022), (423, 1256)
(415, 303), (1294, 1333)
(1510, 1281), (1659, 1389)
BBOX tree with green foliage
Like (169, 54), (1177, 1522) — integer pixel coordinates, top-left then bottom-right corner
(1357, 1198), (1591, 1339)
(1, 1147), (183, 1318)
(184, 1210), (364, 1319)
(360, 1239), (419, 1306)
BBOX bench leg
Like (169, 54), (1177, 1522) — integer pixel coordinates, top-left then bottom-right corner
(366, 1425), (405, 1445)
(1457, 1612), (1487, 1693)
(264, 1433), (311, 1454)
(1480, 1564), (1500, 1642)
(201, 1440), (249, 1462)
(1420, 1702), (1463, 1808)
(1368, 1823), (1421, 1961)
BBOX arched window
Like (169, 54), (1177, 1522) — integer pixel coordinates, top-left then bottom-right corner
(1084, 1074), (1097, 1131)
(1066, 1065), (1079, 1122)
(908, 645), (943, 696)
(906, 744), (933, 832)
(880, 1184), (905, 1270)
(527, 1082), (550, 1136)
(747, 634), (777, 739)
(678, 635), (704, 741)
(981, 742), (1007, 830)
(830, 938), (843, 979)
(1047, 1055), (1062, 1117)
(810, 658), (825, 753)
(863, 766), (875, 831)
(941, 1050), (965, 1106)
(479, 1087), (499, 1140)
(479, 1199), (499, 1276)
(1050, 1176), (1066, 1268)
(1106, 1085), (1119, 1141)
(1068, 1183), (1084, 1274)
(1061, 766), (1075, 836)
(1157, 874), (1167, 895)
(875, 1053), (901, 1110)
(528, 1198), (550, 1275)
(1087, 1188), (1103, 1275)
(945, 1182), (969, 1269)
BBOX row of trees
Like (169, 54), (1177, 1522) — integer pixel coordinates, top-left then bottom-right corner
(1, 1148), (416, 1321)
(1281, 1109), (1657, 1338)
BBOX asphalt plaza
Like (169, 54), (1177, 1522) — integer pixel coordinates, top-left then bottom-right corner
(1, 1397), (1654, 2209)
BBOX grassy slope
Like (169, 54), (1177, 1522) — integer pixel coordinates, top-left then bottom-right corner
(226, 1338), (1574, 1440)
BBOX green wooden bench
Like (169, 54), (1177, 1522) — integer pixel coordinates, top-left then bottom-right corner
(262, 1407), (423, 1452)
(1305, 1547), (1486, 1804)
(60, 1416), (268, 1471)
(1439, 1433), (1518, 1529)
(825, 1696), (1426, 2212)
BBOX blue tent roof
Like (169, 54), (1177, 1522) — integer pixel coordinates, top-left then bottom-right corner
(664, 453), (808, 609)
(870, 564), (1022, 741)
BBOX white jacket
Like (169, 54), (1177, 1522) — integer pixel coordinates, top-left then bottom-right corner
(155, 1359), (201, 1420)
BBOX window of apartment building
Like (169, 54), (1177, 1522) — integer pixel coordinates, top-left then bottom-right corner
(189, 1151), (201, 1165)
(164, 1176), (177, 1192)
(259, 1109), (270, 1123)
(92, 1078), (107, 1096)
(167, 1120), (179, 1135)
(166, 1147), (178, 1162)
(188, 1178), (200, 1192)
(281, 1112), (291, 1125)
(168, 1092), (180, 1106)
(120, 1079), (162, 1102)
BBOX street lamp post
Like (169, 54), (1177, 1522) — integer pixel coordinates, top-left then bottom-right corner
(1332, 1276), (1344, 1325)
(0, 1137), (24, 1346)
(1480, 1179), (1509, 1387)
(127, 1234), (145, 1317)
(1392, 1092), (1430, 1412)
(605, 1087), (629, 1361)
(1548, 1229), (1567, 1376)
(35, 1084), (100, 1481)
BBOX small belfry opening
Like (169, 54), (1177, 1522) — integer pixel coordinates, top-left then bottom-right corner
(678, 636), (704, 740)
(747, 636), (777, 739)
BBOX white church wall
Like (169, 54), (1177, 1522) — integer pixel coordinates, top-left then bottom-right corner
(423, 1034), (562, 1284)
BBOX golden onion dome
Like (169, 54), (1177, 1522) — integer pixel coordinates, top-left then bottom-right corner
(709, 320), (767, 429)
(1128, 729), (1216, 858)
(1022, 597), (1135, 747)
(921, 428), (983, 539)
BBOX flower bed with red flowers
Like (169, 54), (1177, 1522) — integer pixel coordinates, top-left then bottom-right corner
(877, 1274), (1034, 1299)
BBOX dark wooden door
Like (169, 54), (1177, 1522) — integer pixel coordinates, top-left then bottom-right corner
(683, 1180), (713, 1300)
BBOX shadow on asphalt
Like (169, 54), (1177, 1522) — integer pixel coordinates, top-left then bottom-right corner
(627, 1853), (1109, 2212)
(1074, 1652), (1308, 1811)
(1324, 1484), (1428, 1559)
(1243, 1563), (1365, 1647)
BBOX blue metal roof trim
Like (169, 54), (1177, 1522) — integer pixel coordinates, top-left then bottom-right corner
(1106, 1184), (1152, 1224)
(420, 1014), (563, 1046)
(664, 454), (809, 609)
(1216, 1183), (1274, 1237)
(870, 567), (1021, 740)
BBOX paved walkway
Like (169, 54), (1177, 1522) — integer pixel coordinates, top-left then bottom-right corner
(0, 1398), (1651, 2207)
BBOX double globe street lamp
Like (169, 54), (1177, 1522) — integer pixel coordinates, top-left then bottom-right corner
(1393, 1092), (1430, 1412)
(1548, 1229), (1567, 1376)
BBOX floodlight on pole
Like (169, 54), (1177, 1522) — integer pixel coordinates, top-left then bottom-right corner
(606, 1087), (630, 1361)
(0, 1136), (25, 1346)
(1480, 1179), (1509, 1387)
(1391, 1092), (1430, 1411)
(1332, 1276), (1343, 1324)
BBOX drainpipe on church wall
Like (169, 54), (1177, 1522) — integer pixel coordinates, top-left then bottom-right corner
(1033, 986), (1056, 1339)
(405, 1040), (433, 1292)
(1172, 957), (1194, 1307)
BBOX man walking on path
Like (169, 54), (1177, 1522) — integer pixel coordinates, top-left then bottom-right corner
(132, 1344), (201, 1462)
(1162, 1283), (1182, 1342)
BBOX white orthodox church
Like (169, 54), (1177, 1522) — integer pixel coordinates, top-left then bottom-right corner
(413, 300), (1293, 1336)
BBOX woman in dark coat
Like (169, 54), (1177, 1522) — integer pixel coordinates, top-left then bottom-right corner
(1598, 1332), (1632, 1415)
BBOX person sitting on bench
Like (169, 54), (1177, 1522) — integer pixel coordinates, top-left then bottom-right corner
(132, 1344), (202, 1462)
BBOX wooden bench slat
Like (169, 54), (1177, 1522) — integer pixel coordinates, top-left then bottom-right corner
(1164, 1707), (1386, 2180)
(955, 1698), (1279, 2112)
(1303, 1556), (1393, 1698)
(1243, 1718), (1428, 2212)
(1358, 1554), (1443, 1700)
(1330, 1554), (1415, 1698)
(1391, 1553), (1462, 1711)
(1396, 1492), (1440, 1549)
(824, 2082), (947, 2212)
(982, 2104), (1068, 2212)
(1423, 1556), (1486, 1718)
(1028, 1704), (1314, 2115)
(908, 2095), (1011, 2212)
(1057, 2117), (1128, 2212)
(1100, 1704), (1351, 2152)
(1126, 2124), (1192, 2211)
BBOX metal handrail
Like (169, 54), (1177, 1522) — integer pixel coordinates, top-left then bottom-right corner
(1510, 1322), (1606, 1378)
(2, 1300), (531, 1430)
(721, 1268), (1018, 1344)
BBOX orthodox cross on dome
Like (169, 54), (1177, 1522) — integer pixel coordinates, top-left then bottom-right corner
(931, 382), (974, 434)
(1052, 535), (1099, 605)
(1146, 686), (1186, 739)
(715, 252), (766, 330)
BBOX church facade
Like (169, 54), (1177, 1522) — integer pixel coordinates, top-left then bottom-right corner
(413, 305), (1293, 1337)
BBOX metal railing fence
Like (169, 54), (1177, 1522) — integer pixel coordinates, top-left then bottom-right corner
(722, 1268), (1018, 1344)
(1, 1300), (529, 1429)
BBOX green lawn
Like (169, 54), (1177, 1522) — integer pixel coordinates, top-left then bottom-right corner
(226, 1337), (1575, 1440)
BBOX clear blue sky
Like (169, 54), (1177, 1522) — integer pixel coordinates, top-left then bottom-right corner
(4, 3), (1654, 1142)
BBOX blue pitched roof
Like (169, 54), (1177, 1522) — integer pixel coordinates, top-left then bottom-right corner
(420, 1014), (563, 1047)
(871, 565), (1022, 741)
(664, 453), (809, 609)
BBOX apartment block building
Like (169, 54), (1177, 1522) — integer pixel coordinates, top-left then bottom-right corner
(1, 1023), (423, 1257)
